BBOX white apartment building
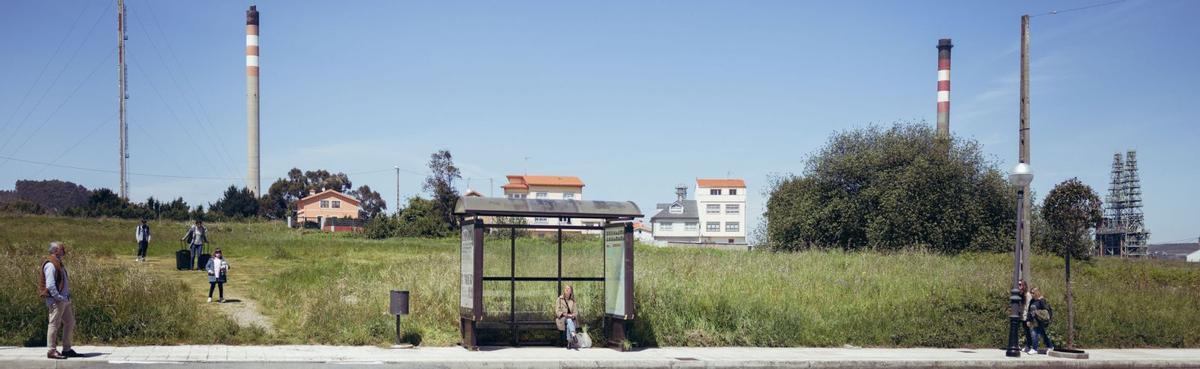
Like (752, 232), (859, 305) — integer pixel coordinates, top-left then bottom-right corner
(650, 178), (747, 245)
(502, 175), (594, 228)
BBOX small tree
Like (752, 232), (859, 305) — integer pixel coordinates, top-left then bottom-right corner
(423, 150), (462, 231)
(210, 186), (260, 219)
(1042, 179), (1103, 260)
(1041, 178), (1103, 351)
(352, 184), (387, 219)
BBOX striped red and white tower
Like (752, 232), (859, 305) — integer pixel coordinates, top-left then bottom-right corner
(936, 38), (953, 138)
(246, 5), (261, 196)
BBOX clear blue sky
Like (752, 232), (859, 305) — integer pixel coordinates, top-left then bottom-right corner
(1, 0), (1196, 243)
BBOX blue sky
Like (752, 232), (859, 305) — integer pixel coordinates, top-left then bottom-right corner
(1, 0), (1196, 243)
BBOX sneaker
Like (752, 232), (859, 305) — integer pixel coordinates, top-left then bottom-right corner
(207, 297), (212, 303)
(47, 349), (65, 360)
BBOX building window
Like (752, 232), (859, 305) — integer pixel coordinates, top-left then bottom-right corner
(669, 204), (683, 214)
(725, 204), (739, 214)
(536, 192), (548, 199)
(558, 217), (572, 223)
(660, 222), (673, 231)
(726, 222), (740, 232)
(332, 200), (341, 208)
(706, 204), (720, 214)
(533, 217), (548, 225)
(685, 222), (698, 231)
(320, 200), (329, 208)
(706, 222), (720, 232)
(710, 189), (721, 195)
(730, 189), (738, 195)
(562, 192), (575, 200)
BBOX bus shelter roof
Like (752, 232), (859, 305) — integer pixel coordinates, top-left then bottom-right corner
(454, 197), (642, 220)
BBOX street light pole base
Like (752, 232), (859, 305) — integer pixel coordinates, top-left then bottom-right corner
(1049, 348), (1088, 359)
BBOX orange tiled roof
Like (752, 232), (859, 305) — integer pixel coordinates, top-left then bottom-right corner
(296, 189), (361, 208)
(502, 175), (585, 190)
(696, 178), (746, 188)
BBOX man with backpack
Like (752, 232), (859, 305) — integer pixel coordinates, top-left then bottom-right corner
(135, 219), (151, 262)
(182, 220), (208, 270)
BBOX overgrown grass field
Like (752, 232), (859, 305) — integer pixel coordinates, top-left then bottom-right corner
(1, 215), (1197, 348)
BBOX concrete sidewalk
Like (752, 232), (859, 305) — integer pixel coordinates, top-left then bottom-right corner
(1, 345), (1198, 368)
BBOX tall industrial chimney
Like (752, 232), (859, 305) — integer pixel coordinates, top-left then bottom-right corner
(246, 6), (261, 196)
(936, 38), (953, 138)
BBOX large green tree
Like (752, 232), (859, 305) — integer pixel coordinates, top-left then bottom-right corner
(423, 150), (461, 230)
(1041, 178), (1103, 259)
(764, 123), (1015, 253)
(210, 186), (260, 219)
(261, 168), (362, 219)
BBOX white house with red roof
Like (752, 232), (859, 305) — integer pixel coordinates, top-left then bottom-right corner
(650, 179), (747, 245)
(502, 175), (593, 228)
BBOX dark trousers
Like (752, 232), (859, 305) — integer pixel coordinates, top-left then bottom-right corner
(208, 282), (224, 299)
(137, 241), (149, 258)
(1022, 322), (1034, 349)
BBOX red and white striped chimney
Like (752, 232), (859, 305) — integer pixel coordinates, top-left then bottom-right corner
(246, 6), (261, 196)
(936, 38), (952, 138)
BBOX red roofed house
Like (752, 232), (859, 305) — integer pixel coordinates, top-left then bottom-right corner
(295, 189), (362, 232)
(502, 175), (600, 229)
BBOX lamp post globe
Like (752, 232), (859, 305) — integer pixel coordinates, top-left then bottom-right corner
(1006, 162), (1033, 357)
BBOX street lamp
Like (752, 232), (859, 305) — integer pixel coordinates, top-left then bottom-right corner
(1006, 163), (1033, 357)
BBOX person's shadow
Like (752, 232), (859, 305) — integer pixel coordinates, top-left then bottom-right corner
(76, 352), (105, 358)
(221, 299), (243, 303)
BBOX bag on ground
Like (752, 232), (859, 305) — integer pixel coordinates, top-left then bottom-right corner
(176, 249), (192, 270)
(576, 331), (592, 348)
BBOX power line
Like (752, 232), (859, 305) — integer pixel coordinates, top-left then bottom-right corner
(129, 54), (233, 179)
(0, 153), (240, 180)
(0, 1), (114, 156)
(129, 5), (241, 179)
(1032, 0), (1126, 17)
(0, 47), (118, 169)
(33, 112), (120, 177)
(0, 3), (94, 138)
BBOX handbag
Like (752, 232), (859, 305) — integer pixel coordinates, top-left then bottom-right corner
(576, 331), (592, 348)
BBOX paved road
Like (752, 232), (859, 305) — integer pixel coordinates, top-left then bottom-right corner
(1, 345), (1198, 368)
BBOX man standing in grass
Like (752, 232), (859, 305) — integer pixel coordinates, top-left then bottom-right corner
(182, 220), (208, 270)
(135, 219), (151, 262)
(39, 242), (80, 360)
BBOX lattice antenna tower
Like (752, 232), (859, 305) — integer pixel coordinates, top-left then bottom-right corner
(1122, 150), (1148, 256)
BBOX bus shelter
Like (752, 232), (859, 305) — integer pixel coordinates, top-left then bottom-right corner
(454, 197), (641, 349)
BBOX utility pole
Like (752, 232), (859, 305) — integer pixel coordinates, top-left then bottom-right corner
(118, 0), (128, 199)
(394, 166), (400, 215)
(1019, 14), (1032, 282)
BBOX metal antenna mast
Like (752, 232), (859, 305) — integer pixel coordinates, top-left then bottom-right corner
(118, 0), (128, 199)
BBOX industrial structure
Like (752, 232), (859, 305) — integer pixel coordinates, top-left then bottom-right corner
(117, 0), (128, 198)
(1095, 150), (1150, 257)
(246, 5), (261, 196)
(936, 38), (952, 138)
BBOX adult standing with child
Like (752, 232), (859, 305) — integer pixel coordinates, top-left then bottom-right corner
(181, 220), (208, 270)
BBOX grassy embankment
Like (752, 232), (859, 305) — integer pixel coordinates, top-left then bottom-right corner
(1, 214), (1198, 348)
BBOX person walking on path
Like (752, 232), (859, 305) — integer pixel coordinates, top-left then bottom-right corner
(205, 249), (229, 303)
(1019, 280), (1034, 353)
(39, 242), (80, 360)
(135, 219), (151, 262)
(555, 285), (579, 349)
(182, 220), (208, 270)
(1028, 287), (1055, 354)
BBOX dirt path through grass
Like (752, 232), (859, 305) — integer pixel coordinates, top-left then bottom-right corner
(107, 254), (276, 334)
